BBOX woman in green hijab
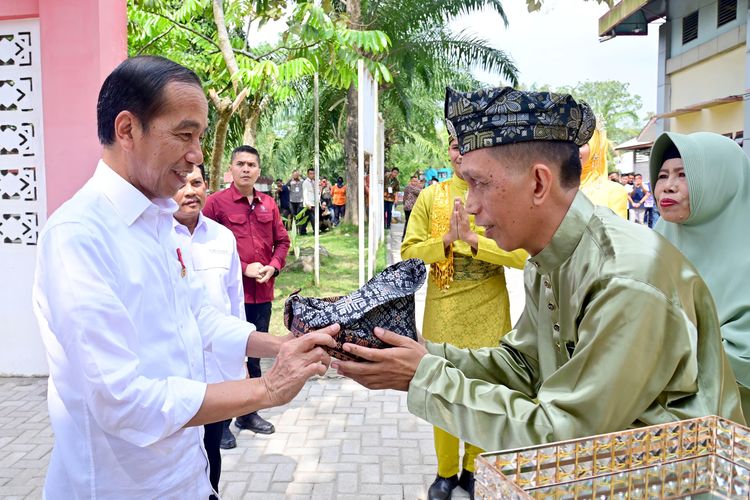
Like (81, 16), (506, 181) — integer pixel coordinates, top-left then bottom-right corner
(649, 131), (750, 418)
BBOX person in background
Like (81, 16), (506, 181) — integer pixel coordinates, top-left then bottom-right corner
(301, 168), (316, 235)
(274, 178), (291, 221)
(383, 167), (400, 230)
(331, 176), (347, 226)
(650, 131), (750, 418)
(627, 173), (650, 224)
(287, 170), (304, 223)
(401, 135), (527, 500)
(608, 171), (620, 183)
(578, 128), (628, 218)
(204, 145), (292, 437)
(172, 164), (246, 494)
(319, 201), (333, 232)
(320, 177), (332, 207)
(401, 174), (423, 242)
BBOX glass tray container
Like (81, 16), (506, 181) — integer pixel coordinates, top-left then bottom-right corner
(475, 416), (750, 499)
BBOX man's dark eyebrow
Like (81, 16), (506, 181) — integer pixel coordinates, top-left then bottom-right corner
(175, 119), (203, 130)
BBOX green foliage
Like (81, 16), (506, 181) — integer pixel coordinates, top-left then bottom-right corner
(128, 0), (391, 168)
(536, 80), (644, 146)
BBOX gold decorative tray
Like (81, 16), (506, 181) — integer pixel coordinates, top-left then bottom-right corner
(475, 416), (750, 499)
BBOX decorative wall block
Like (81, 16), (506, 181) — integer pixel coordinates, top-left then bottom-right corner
(0, 31), (32, 67)
(0, 212), (38, 245)
(0, 122), (35, 157)
(0, 167), (37, 200)
(0, 19), (43, 247)
(0, 77), (34, 111)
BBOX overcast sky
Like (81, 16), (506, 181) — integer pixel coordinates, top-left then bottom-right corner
(452, 0), (660, 119)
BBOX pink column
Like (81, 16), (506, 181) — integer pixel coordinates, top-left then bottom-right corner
(38, 0), (127, 214)
(0, 0), (126, 375)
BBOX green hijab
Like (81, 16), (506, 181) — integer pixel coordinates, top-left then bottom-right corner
(649, 132), (750, 389)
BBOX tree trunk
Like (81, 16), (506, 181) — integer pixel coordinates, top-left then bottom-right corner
(212, 0), (240, 91)
(210, 106), (232, 192)
(344, 83), (359, 224)
(240, 102), (261, 147)
(343, 0), (361, 225)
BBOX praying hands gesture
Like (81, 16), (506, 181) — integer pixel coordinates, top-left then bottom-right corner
(442, 197), (479, 253)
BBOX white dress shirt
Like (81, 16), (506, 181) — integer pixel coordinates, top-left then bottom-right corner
(173, 213), (246, 383)
(33, 161), (252, 499)
(302, 177), (316, 207)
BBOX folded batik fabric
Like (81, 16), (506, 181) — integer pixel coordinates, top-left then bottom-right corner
(284, 259), (427, 361)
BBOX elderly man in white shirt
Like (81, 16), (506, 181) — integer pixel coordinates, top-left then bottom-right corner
(173, 163), (245, 495)
(32, 55), (338, 499)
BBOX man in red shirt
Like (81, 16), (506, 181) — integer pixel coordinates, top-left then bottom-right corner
(204, 145), (291, 437)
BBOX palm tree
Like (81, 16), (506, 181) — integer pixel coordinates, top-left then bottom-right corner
(340, 0), (519, 224)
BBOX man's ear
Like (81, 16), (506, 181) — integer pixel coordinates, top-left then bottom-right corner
(530, 163), (554, 207)
(113, 111), (138, 152)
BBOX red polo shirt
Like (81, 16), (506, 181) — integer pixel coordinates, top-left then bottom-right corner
(203, 183), (290, 304)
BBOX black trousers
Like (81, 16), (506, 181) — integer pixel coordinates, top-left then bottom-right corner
(203, 420), (223, 497)
(332, 204), (345, 225)
(401, 209), (412, 241)
(244, 302), (272, 379)
(384, 201), (394, 229)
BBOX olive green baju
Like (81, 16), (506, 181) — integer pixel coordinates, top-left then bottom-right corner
(407, 192), (744, 452)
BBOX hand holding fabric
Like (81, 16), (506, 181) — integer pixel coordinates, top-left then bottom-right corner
(261, 324), (340, 406)
(332, 328), (428, 391)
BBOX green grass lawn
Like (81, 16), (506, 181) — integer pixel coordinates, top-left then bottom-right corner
(268, 223), (387, 335)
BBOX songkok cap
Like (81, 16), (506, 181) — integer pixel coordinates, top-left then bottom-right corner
(445, 86), (596, 155)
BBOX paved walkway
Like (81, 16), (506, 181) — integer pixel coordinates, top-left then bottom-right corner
(0, 221), (525, 500)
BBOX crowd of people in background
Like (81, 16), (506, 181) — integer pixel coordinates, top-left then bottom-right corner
(271, 169), (347, 233)
(263, 154), (663, 238)
(607, 169), (659, 227)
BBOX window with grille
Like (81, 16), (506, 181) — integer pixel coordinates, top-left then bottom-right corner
(682, 11), (699, 44)
(717, 0), (737, 27)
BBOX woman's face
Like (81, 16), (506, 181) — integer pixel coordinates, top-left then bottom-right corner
(654, 158), (691, 223)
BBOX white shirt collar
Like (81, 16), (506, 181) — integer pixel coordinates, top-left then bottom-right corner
(93, 159), (179, 226)
(173, 211), (207, 236)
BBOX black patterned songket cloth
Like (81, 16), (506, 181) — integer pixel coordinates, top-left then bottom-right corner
(284, 259), (427, 361)
(444, 86), (597, 155)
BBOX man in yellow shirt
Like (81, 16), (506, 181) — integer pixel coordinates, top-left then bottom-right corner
(402, 136), (526, 499)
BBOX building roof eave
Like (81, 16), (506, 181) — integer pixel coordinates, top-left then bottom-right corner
(598, 0), (666, 39)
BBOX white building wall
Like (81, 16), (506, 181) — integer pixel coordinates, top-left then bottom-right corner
(0, 18), (48, 375)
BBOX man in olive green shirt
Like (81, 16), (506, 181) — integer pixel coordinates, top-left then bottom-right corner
(332, 87), (744, 454)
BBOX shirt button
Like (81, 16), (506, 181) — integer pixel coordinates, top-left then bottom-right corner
(548, 303), (555, 311)
(556, 342), (561, 351)
(544, 280), (551, 289)
(553, 324), (560, 332)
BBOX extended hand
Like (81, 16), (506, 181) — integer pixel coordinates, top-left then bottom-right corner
(261, 324), (340, 407)
(256, 265), (276, 283)
(332, 328), (428, 391)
